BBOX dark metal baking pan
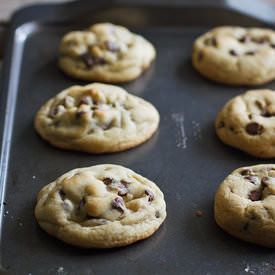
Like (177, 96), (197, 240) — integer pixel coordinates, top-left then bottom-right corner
(1, 0), (275, 274)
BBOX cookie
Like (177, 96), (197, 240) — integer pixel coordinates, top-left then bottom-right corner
(34, 83), (159, 153)
(58, 23), (156, 82)
(215, 89), (275, 158)
(35, 164), (166, 248)
(192, 26), (275, 85)
(215, 164), (275, 247)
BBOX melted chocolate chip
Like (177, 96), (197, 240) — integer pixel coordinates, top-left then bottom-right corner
(145, 189), (154, 202)
(239, 35), (250, 43)
(246, 122), (263, 135)
(248, 114), (253, 120)
(261, 177), (269, 186)
(229, 49), (238, 56)
(245, 51), (255, 56)
(103, 178), (113, 185)
(248, 190), (262, 201)
(104, 41), (120, 52)
(241, 169), (253, 176)
(80, 53), (107, 69)
(244, 176), (258, 184)
(217, 121), (225, 129)
(255, 100), (265, 110)
(112, 197), (125, 213)
(155, 211), (160, 218)
(59, 189), (66, 199)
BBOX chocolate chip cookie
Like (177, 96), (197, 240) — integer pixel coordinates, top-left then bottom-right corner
(192, 26), (275, 85)
(58, 23), (156, 82)
(215, 89), (275, 158)
(215, 164), (275, 247)
(35, 164), (166, 248)
(34, 83), (159, 153)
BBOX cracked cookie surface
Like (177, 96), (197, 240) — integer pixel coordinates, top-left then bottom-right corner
(58, 23), (156, 82)
(215, 89), (275, 158)
(192, 26), (275, 85)
(34, 83), (159, 153)
(215, 164), (275, 247)
(35, 164), (166, 248)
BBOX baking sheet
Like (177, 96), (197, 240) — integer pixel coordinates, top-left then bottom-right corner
(1, 0), (275, 274)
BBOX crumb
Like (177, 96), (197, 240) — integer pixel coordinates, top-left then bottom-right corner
(161, 259), (166, 263)
(196, 210), (202, 217)
(245, 265), (250, 272)
(32, 175), (36, 179)
(19, 222), (23, 227)
(4, 210), (8, 216)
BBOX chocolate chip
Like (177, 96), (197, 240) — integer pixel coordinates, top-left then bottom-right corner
(246, 122), (263, 135)
(261, 177), (269, 186)
(103, 178), (113, 185)
(252, 37), (269, 44)
(255, 100), (265, 110)
(243, 222), (249, 230)
(248, 190), (262, 201)
(266, 167), (275, 171)
(91, 105), (99, 110)
(205, 37), (217, 47)
(239, 35), (250, 43)
(80, 53), (107, 69)
(59, 189), (66, 199)
(244, 176), (258, 184)
(104, 41), (120, 52)
(229, 49), (238, 56)
(118, 188), (128, 196)
(241, 169), (253, 176)
(49, 107), (58, 118)
(248, 114), (253, 119)
(79, 96), (90, 105)
(262, 110), (272, 117)
(79, 198), (86, 209)
(120, 180), (129, 187)
(229, 126), (234, 132)
(145, 189), (154, 202)
(155, 211), (160, 218)
(86, 214), (96, 219)
(196, 210), (202, 217)
(76, 110), (87, 118)
(217, 121), (225, 129)
(112, 197), (125, 213)
(245, 51), (255, 55)
(197, 52), (204, 62)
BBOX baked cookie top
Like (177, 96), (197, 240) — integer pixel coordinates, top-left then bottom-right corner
(35, 164), (166, 248)
(34, 83), (159, 153)
(215, 89), (275, 158)
(58, 23), (156, 82)
(215, 164), (275, 247)
(192, 26), (275, 85)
